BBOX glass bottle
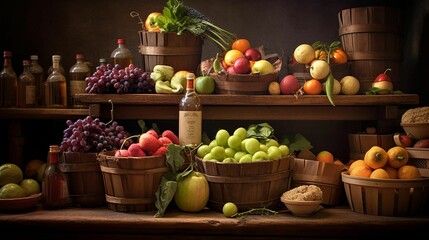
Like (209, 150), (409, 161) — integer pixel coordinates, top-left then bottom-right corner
(0, 51), (18, 107)
(69, 54), (90, 108)
(179, 72), (202, 147)
(17, 60), (36, 107)
(99, 58), (107, 67)
(29, 55), (45, 106)
(110, 38), (133, 69)
(42, 145), (69, 209)
(45, 55), (67, 108)
(47, 55), (66, 76)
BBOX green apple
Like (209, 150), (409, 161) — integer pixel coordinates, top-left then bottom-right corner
(259, 144), (268, 153)
(239, 154), (253, 163)
(233, 127), (247, 141)
(224, 147), (236, 158)
(215, 129), (230, 147)
(210, 146), (225, 161)
(279, 145), (290, 157)
(265, 139), (279, 148)
(203, 153), (215, 161)
(209, 139), (218, 148)
(245, 138), (260, 154)
(267, 146), (282, 160)
(197, 144), (212, 158)
(174, 171), (209, 212)
(222, 157), (236, 163)
(251, 60), (274, 75)
(234, 151), (247, 161)
(227, 135), (241, 149)
(252, 150), (269, 161)
(195, 76), (216, 94)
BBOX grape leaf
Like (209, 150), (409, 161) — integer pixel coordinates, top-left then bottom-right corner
(154, 177), (177, 218)
(247, 122), (275, 141)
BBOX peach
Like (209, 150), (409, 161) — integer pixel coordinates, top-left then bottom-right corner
(370, 168), (390, 179)
(350, 164), (373, 178)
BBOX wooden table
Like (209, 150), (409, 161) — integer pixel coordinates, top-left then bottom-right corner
(1, 206), (428, 239)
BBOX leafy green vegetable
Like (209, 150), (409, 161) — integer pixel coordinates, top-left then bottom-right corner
(365, 87), (403, 95)
(155, 0), (236, 51)
(247, 123), (275, 141)
(280, 133), (313, 155)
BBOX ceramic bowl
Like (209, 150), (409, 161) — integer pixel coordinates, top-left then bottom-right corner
(401, 123), (429, 140)
(281, 199), (322, 217)
(0, 193), (41, 212)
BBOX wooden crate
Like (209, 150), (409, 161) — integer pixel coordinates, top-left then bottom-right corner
(291, 158), (347, 206)
(138, 31), (202, 73)
(195, 156), (293, 212)
(342, 172), (429, 216)
(348, 133), (395, 160)
(97, 151), (168, 212)
(407, 147), (429, 177)
(60, 152), (106, 207)
(338, 6), (402, 93)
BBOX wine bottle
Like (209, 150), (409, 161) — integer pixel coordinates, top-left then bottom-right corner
(0, 51), (18, 107)
(178, 73), (202, 147)
(45, 55), (67, 108)
(17, 60), (36, 107)
(69, 53), (90, 108)
(42, 145), (70, 209)
(110, 38), (133, 69)
(29, 55), (45, 106)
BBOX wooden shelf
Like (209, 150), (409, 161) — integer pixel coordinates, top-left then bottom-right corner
(1, 206), (428, 239)
(0, 108), (89, 119)
(75, 93), (419, 120)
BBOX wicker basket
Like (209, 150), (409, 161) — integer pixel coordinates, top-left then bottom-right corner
(195, 156), (293, 212)
(97, 151), (169, 212)
(341, 172), (429, 216)
(291, 158), (347, 206)
(338, 6), (402, 93)
(60, 152), (106, 207)
(138, 31), (203, 73)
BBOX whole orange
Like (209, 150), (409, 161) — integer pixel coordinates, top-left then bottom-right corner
(232, 39), (251, 54)
(303, 79), (322, 95)
(316, 150), (334, 164)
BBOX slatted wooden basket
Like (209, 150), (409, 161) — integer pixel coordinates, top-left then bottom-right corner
(341, 172), (429, 216)
(97, 150), (169, 212)
(195, 156), (293, 212)
(338, 6), (402, 93)
(138, 31), (203, 73)
(60, 152), (106, 207)
(291, 158), (347, 206)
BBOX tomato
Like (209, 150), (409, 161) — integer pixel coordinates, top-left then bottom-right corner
(145, 12), (162, 32)
(330, 49), (348, 64)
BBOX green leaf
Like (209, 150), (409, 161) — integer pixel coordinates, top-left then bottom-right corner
(247, 123), (275, 141)
(281, 133), (313, 154)
(166, 144), (185, 173)
(154, 177), (178, 218)
(138, 120), (147, 133)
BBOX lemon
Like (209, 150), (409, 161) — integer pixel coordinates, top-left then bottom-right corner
(0, 183), (27, 199)
(293, 44), (315, 64)
(0, 163), (24, 187)
(310, 60), (330, 80)
(20, 178), (41, 196)
(322, 78), (341, 95)
(340, 76), (360, 95)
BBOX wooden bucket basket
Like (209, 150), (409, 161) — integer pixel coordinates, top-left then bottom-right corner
(291, 158), (347, 206)
(338, 6), (402, 93)
(97, 151), (168, 212)
(139, 31), (203, 73)
(348, 134), (395, 160)
(195, 156), (293, 212)
(60, 152), (106, 207)
(341, 172), (429, 216)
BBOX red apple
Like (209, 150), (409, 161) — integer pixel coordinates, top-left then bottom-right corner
(244, 48), (262, 61)
(280, 75), (300, 94)
(233, 57), (251, 74)
(227, 66), (236, 74)
(393, 133), (413, 147)
(374, 68), (392, 82)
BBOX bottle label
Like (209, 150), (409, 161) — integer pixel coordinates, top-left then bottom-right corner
(179, 110), (202, 146)
(25, 85), (36, 105)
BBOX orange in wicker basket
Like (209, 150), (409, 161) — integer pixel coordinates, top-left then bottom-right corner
(341, 172), (429, 216)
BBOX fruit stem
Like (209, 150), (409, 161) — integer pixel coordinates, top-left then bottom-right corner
(384, 68), (391, 74)
(106, 99), (114, 126)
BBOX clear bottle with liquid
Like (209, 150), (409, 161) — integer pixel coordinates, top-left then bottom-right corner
(69, 54), (90, 108)
(110, 38), (133, 69)
(45, 55), (67, 108)
(0, 51), (18, 107)
(17, 60), (36, 107)
(47, 55), (66, 76)
(42, 145), (69, 209)
(178, 73), (202, 147)
(29, 55), (45, 106)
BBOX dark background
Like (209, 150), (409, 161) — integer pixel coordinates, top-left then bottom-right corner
(1, 0), (428, 165)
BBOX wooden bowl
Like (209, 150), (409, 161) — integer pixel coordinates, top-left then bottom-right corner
(281, 199), (322, 217)
(0, 193), (41, 212)
(401, 123), (429, 140)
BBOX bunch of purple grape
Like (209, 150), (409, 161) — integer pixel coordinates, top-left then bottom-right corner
(85, 63), (155, 94)
(60, 116), (133, 153)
